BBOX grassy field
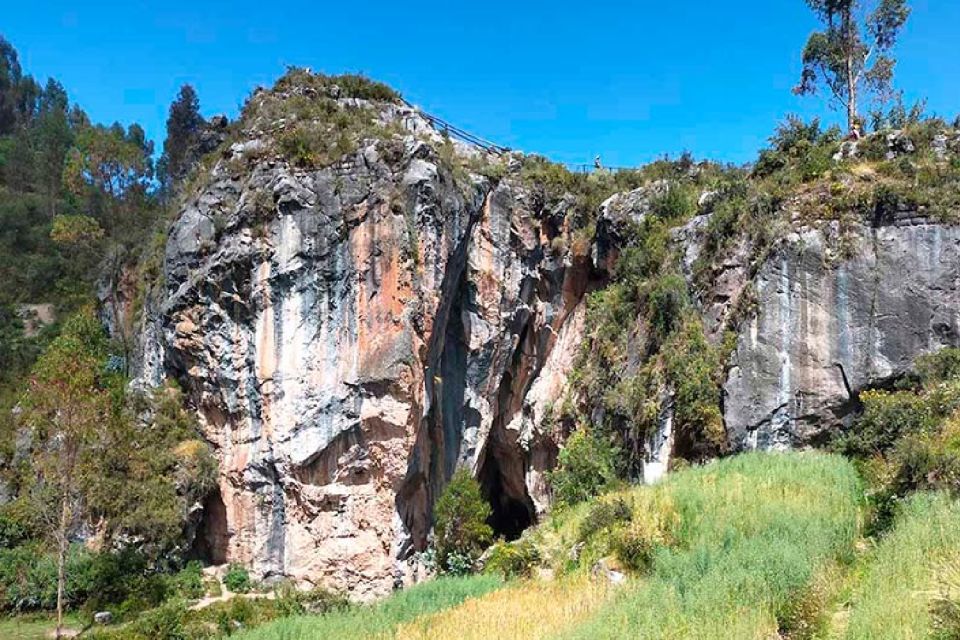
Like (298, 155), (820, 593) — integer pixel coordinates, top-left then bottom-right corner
(557, 451), (863, 640)
(842, 492), (960, 640)
(0, 613), (86, 640)
(394, 575), (611, 640)
(232, 575), (502, 640)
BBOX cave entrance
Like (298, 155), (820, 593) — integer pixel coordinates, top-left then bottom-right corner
(190, 487), (229, 565)
(477, 439), (536, 541)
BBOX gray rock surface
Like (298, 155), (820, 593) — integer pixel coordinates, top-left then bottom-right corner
(724, 219), (960, 449)
(132, 98), (597, 598)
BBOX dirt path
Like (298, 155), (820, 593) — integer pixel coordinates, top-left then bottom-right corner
(187, 571), (276, 612)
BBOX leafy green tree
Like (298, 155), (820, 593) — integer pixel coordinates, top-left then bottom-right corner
(34, 79), (73, 215)
(63, 121), (155, 247)
(0, 36), (23, 135)
(18, 311), (112, 638)
(794, 0), (911, 133)
(93, 383), (218, 557)
(433, 469), (493, 573)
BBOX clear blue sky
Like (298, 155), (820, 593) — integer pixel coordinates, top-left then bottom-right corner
(4, 0), (957, 166)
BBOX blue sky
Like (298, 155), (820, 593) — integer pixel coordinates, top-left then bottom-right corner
(4, 0), (957, 166)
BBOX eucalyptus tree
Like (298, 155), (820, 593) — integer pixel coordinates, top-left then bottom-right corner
(794, 0), (910, 133)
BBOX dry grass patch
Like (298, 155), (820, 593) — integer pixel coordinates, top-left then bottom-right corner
(393, 575), (613, 640)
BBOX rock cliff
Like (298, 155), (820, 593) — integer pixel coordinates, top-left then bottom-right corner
(131, 77), (599, 598)
(724, 218), (960, 450)
(126, 72), (960, 597)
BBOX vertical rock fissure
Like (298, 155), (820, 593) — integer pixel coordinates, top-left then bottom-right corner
(477, 322), (537, 540)
(395, 187), (491, 554)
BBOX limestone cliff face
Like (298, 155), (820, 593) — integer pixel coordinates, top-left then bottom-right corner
(723, 217), (960, 450)
(132, 96), (597, 598)
(128, 79), (960, 597)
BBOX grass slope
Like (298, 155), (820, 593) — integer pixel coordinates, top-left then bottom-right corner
(843, 492), (960, 640)
(394, 575), (611, 640)
(558, 451), (863, 639)
(232, 575), (502, 640)
(0, 613), (85, 640)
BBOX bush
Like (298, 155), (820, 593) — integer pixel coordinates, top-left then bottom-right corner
(611, 495), (678, 573)
(662, 316), (728, 457)
(0, 543), (99, 612)
(752, 115), (840, 182)
(916, 348), (960, 387)
(840, 388), (934, 457)
(647, 273), (689, 342)
(433, 469), (493, 574)
(128, 601), (188, 640)
(547, 429), (620, 508)
(0, 501), (35, 549)
(174, 561), (204, 600)
(649, 185), (696, 221)
(223, 564), (252, 594)
(577, 498), (633, 543)
(483, 537), (541, 578)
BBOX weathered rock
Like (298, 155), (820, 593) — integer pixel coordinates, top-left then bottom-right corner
(724, 220), (960, 449)
(885, 130), (916, 160)
(133, 100), (597, 598)
(15, 303), (55, 338)
(593, 180), (668, 272)
(94, 611), (113, 625)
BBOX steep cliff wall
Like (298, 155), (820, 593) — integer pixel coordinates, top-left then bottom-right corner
(132, 83), (599, 597)
(127, 74), (960, 597)
(724, 218), (960, 450)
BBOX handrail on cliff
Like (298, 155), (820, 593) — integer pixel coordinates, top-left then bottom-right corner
(402, 100), (637, 173)
(402, 99), (511, 156)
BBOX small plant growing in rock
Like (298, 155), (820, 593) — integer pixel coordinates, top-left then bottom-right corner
(433, 468), (493, 574)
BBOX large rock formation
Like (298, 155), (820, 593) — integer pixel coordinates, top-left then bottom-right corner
(724, 217), (960, 450)
(125, 74), (960, 598)
(132, 89), (598, 598)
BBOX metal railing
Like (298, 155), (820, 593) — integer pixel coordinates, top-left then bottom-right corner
(402, 100), (638, 173)
(402, 99), (510, 155)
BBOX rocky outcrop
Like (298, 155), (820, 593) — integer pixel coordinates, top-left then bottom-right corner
(132, 94), (598, 598)
(126, 78), (960, 598)
(723, 216), (960, 450)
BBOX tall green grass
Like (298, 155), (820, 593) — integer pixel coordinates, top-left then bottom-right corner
(844, 492), (960, 640)
(232, 574), (502, 640)
(557, 451), (863, 639)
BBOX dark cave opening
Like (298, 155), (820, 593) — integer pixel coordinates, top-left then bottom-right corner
(477, 430), (537, 541)
(189, 487), (229, 565)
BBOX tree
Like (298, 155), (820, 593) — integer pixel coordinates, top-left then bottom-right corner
(18, 311), (112, 638)
(159, 84), (203, 192)
(0, 36), (23, 135)
(433, 469), (493, 573)
(35, 79), (73, 215)
(63, 121), (154, 246)
(794, 0), (911, 133)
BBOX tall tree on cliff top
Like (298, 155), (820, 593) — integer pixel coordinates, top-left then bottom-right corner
(158, 84), (203, 193)
(794, 0), (910, 133)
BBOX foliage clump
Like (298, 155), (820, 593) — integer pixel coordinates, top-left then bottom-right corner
(223, 564), (252, 594)
(433, 469), (494, 574)
(836, 348), (960, 533)
(547, 429), (620, 508)
(483, 537), (541, 579)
